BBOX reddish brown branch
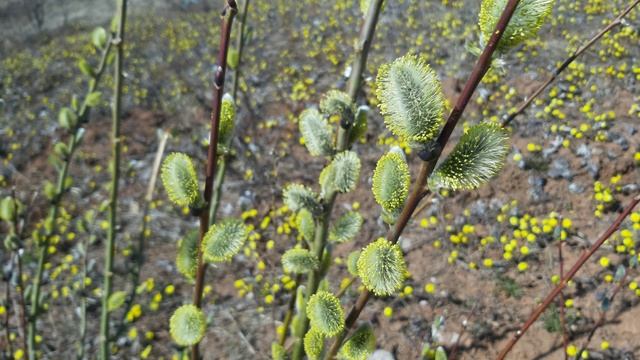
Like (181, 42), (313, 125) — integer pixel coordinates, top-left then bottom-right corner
(496, 195), (640, 359)
(576, 270), (629, 359)
(557, 242), (569, 359)
(192, 1), (238, 359)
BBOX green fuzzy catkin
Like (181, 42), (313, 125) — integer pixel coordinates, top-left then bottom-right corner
(296, 208), (315, 242)
(329, 211), (363, 244)
(91, 27), (108, 49)
(429, 122), (510, 191)
(106, 291), (127, 312)
(176, 230), (199, 280)
(218, 93), (236, 146)
(319, 89), (354, 118)
(306, 291), (345, 337)
(283, 184), (321, 214)
(304, 327), (325, 360)
(299, 108), (334, 157)
(201, 219), (248, 263)
(319, 151), (361, 195)
(169, 304), (206, 346)
(0, 196), (19, 223)
(349, 105), (369, 145)
(272, 342), (286, 360)
(372, 151), (410, 216)
(339, 324), (376, 360)
(347, 250), (361, 276)
(376, 54), (445, 146)
(161, 153), (201, 207)
(479, 0), (554, 51)
(357, 238), (407, 296)
(282, 248), (320, 274)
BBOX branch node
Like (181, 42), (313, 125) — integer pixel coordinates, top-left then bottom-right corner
(417, 142), (441, 162)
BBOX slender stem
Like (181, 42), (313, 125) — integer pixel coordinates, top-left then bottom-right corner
(113, 131), (169, 340)
(191, 2), (237, 359)
(496, 195), (640, 360)
(557, 242), (569, 359)
(27, 35), (113, 360)
(8, 193), (29, 358)
(15, 255), (28, 357)
(290, 2), (385, 358)
(77, 216), (98, 360)
(336, 277), (356, 299)
(576, 270), (629, 359)
(4, 272), (13, 357)
(502, 0), (640, 127)
(325, 1), (524, 358)
(208, 157), (227, 227)
(231, 0), (250, 100)
(291, 194), (335, 359)
(279, 275), (301, 347)
(99, 1), (127, 358)
(27, 246), (45, 360)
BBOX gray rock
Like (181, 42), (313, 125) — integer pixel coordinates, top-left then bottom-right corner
(621, 184), (639, 194)
(369, 350), (395, 360)
(469, 200), (488, 218)
(623, 124), (637, 136)
(586, 161), (600, 179)
(576, 144), (591, 158)
(609, 132), (629, 151)
(568, 182), (584, 194)
(548, 157), (572, 180)
(542, 136), (563, 158)
(398, 236), (412, 253)
(528, 176), (548, 202)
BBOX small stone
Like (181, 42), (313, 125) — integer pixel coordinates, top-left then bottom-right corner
(586, 161), (600, 179)
(621, 184), (639, 194)
(568, 182), (584, 194)
(548, 157), (572, 180)
(528, 176), (548, 202)
(575, 144), (591, 158)
(369, 349), (395, 360)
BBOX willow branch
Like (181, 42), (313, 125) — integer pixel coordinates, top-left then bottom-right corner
(28, 32), (113, 360)
(290, 2), (385, 358)
(99, 0), (127, 358)
(496, 194), (640, 359)
(501, 0), (640, 127)
(231, 0), (250, 100)
(557, 242), (569, 359)
(278, 275), (301, 347)
(191, 2), (237, 359)
(325, 1), (524, 357)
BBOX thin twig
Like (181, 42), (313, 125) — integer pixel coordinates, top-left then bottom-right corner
(502, 0), (640, 127)
(4, 261), (14, 358)
(557, 242), (569, 360)
(496, 195), (640, 359)
(336, 277), (356, 299)
(576, 270), (629, 359)
(114, 131), (169, 340)
(231, 0), (250, 100)
(99, 0), (127, 358)
(278, 275), (301, 347)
